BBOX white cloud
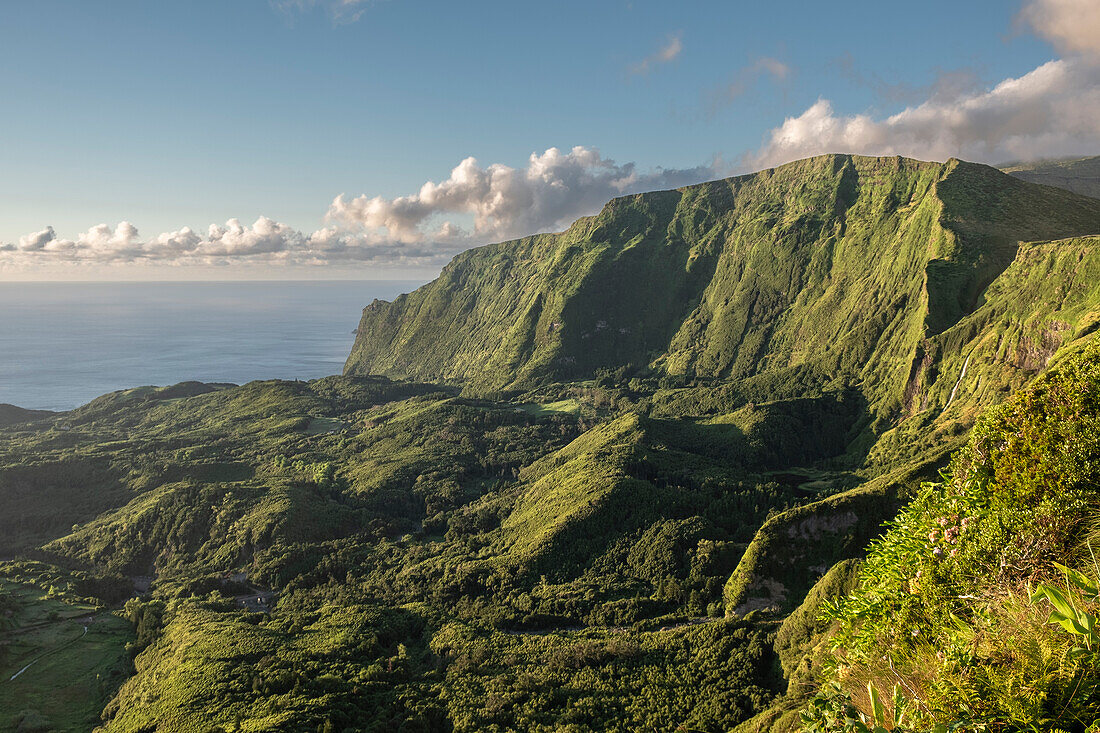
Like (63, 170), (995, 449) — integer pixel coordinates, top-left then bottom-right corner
(8, 48), (1097, 274)
(4, 219), (301, 267)
(2, 217), (471, 270)
(1020, 0), (1100, 58)
(630, 33), (683, 75)
(749, 58), (1100, 169)
(1, 146), (718, 270)
(18, 227), (57, 252)
(18, 49), (1098, 272)
(77, 222), (142, 255)
(327, 146), (717, 244)
(196, 217), (305, 257)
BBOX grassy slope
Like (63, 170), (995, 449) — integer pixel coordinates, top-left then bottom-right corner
(1002, 154), (1100, 199)
(736, 335), (1100, 731)
(100, 599), (778, 733)
(721, 456), (943, 617)
(0, 378), (452, 574)
(100, 600), (444, 732)
(723, 232), (1100, 620)
(344, 156), (1100, 657)
(0, 378), (799, 732)
(731, 558), (864, 733)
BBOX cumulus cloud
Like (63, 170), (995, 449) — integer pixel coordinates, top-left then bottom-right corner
(1019, 0), (1100, 58)
(10, 48), (1098, 273)
(2, 147), (718, 270)
(18, 226), (57, 251)
(0, 219), (487, 269)
(327, 146), (718, 243)
(4, 219), (334, 268)
(749, 58), (1100, 170)
(197, 218), (306, 257)
(78, 222), (142, 255)
(630, 33), (683, 74)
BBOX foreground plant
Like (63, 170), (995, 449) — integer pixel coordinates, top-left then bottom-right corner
(801, 343), (1100, 731)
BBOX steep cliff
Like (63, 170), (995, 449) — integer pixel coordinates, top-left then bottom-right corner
(347, 155), (1100, 434)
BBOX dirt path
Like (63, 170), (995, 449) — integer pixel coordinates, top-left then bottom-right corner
(5, 621), (89, 682)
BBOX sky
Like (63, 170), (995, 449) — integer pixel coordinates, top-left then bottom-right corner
(1, 0), (1098, 280)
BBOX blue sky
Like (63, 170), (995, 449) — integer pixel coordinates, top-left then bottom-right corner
(1, 0), (1097, 279)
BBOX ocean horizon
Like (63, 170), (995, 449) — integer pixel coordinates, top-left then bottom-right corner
(0, 280), (425, 412)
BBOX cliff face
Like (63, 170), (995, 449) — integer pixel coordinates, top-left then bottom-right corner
(347, 154), (1100, 423)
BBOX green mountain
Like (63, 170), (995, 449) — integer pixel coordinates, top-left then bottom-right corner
(347, 155), (1100, 441)
(4, 154), (1100, 732)
(1002, 155), (1100, 199)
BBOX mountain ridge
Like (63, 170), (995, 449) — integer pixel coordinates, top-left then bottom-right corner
(1002, 154), (1100, 199)
(347, 153), (1100, 451)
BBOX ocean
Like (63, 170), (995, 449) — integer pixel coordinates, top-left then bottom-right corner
(0, 280), (425, 412)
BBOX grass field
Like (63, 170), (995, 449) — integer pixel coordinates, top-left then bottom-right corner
(0, 581), (132, 732)
(515, 399), (582, 417)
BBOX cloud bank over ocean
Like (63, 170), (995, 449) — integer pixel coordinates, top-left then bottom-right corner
(0, 148), (718, 269)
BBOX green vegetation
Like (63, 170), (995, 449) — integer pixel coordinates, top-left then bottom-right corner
(0, 374), (810, 730)
(513, 399), (582, 417)
(2, 154), (1100, 730)
(799, 342), (1100, 730)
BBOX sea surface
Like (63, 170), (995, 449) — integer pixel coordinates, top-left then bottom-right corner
(0, 280), (425, 411)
